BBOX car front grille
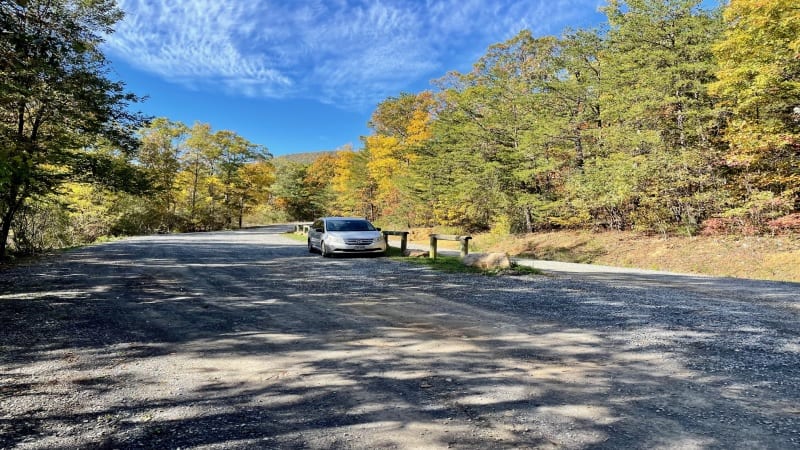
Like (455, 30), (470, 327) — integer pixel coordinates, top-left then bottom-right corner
(345, 239), (374, 246)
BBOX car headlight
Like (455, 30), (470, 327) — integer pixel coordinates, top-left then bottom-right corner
(326, 234), (344, 244)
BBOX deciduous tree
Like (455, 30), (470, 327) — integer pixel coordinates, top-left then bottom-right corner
(710, 0), (800, 222)
(0, 0), (146, 258)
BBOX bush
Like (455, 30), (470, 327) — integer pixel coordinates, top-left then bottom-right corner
(11, 200), (71, 255)
(768, 213), (800, 234)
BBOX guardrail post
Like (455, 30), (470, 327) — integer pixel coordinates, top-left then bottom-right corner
(382, 231), (409, 254)
(429, 234), (472, 259)
(295, 222), (313, 234)
(460, 236), (472, 257)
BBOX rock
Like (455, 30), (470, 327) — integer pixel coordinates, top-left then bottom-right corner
(404, 249), (429, 257)
(461, 252), (512, 270)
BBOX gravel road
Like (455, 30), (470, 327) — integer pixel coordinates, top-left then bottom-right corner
(1, 225), (799, 449)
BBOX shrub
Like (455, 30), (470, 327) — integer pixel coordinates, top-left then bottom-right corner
(767, 213), (800, 234)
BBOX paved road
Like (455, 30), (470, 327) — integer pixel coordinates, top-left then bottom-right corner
(1, 225), (799, 449)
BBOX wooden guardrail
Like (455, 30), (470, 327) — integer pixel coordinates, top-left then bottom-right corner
(294, 223), (313, 234)
(429, 234), (472, 259)
(382, 230), (409, 253)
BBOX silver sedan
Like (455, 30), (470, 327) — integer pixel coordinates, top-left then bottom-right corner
(307, 217), (387, 257)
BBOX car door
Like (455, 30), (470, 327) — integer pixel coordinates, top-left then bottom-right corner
(308, 219), (324, 249)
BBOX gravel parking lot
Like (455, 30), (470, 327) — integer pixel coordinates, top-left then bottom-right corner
(1, 225), (799, 449)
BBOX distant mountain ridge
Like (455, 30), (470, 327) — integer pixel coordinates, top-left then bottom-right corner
(275, 151), (335, 164)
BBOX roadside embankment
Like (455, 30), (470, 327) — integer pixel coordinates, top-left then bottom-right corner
(402, 229), (800, 282)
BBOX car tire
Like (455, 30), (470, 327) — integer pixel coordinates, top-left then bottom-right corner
(308, 239), (315, 253)
(321, 241), (331, 257)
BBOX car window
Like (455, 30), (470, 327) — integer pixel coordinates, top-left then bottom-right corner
(326, 219), (375, 232)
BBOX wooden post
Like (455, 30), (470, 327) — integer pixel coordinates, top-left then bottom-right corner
(429, 234), (472, 259)
(460, 236), (472, 257)
(296, 222), (313, 234)
(382, 231), (409, 254)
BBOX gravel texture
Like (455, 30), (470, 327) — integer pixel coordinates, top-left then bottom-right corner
(1, 225), (799, 449)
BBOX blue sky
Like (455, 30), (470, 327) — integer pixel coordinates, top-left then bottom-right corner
(103, 0), (607, 156)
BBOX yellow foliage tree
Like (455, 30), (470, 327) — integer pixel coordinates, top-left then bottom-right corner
(235, 160), (275, 227)
(365, 134), (402, 201)
(363, 93), (434, 224)
(331, 148), (356, 199)
(329, 146), (376, 218)
(710, 0), (800, 218)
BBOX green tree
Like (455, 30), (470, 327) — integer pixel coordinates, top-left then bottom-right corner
(550, 29), (603, 171)
(271, 160), (322, 220)
(597, 0), (724, 231)
(0, 0), (146, 258)
(179, 122), (220, 229)
(137, 118), (187, 231)
(430, 31), (568, 232)
(213, 130), (271, 228)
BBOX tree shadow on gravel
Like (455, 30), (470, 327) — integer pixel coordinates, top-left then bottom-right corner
(1, 228), (799, 449)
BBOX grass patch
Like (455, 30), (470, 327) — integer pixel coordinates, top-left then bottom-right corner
(395, 255), (542, 277)
(396, 255), (484, 274)
(282, 232), (308, 243)
(384, 246), (406, 257)
(504, 263), (543, 276)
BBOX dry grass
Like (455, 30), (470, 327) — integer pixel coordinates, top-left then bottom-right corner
(408, 229), (800, 283)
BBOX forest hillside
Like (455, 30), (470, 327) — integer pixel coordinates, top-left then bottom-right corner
(2, 0), (797, 271)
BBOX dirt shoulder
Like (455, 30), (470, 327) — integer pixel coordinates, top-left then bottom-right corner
(403, 229), (800, 282)
(1, 226), (799, 449)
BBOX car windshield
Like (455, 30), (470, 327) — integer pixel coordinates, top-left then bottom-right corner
(327, 219), (375, 232)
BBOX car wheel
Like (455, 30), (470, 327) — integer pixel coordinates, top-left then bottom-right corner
(321, 241), (331, 257)
(308, 239), (315, 253)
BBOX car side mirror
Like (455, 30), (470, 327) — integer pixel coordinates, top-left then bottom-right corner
(315, 228), (323, 233)
(376, 227), (381, 231)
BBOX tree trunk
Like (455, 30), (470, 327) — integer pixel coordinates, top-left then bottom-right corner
(524, 207), (533, 233)
(574, 132), (585, 169)
(0, 185), (24, 261)
(238, 198), (244, 229)
(189, 154), (201, 228)
(0, 214), (13, 261)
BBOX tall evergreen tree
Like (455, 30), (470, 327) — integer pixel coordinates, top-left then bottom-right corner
(597, 0), (724, 231)
(431, 31), (568, 232)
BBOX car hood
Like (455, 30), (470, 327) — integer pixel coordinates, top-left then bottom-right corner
(325, 231), (381, 240)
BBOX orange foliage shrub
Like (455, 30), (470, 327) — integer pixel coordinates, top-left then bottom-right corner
(700, 217), (763, 236)
(700, 218), (740, 236)
(767, 214), (800, 234)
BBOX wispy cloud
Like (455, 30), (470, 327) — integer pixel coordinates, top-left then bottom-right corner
(105, 0), (602, 109)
